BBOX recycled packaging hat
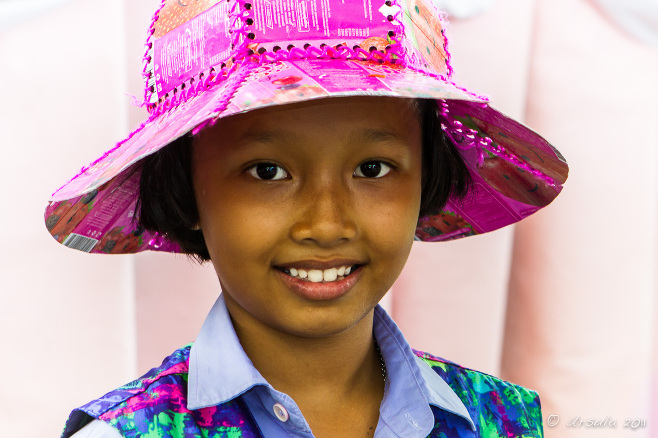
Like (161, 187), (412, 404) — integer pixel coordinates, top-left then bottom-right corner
(45, 0), (568, 255)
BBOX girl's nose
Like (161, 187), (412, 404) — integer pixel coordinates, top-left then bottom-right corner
(289, 182), (358, 247)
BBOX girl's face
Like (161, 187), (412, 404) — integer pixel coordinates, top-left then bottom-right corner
(193, 97), (422, 338)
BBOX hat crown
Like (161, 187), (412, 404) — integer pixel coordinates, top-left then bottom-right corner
(45, 0), (569, 256)
(143, 0), (451, 111)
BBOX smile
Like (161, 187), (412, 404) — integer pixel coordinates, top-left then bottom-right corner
(279, 265), (357, 283)
(274, 259), (365, 301)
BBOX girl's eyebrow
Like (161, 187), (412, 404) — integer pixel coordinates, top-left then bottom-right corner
(235, 129), (298, 146)
(355, 128), (407, 145)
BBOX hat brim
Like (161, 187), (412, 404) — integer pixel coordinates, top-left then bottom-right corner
(45, 58), (568, 254)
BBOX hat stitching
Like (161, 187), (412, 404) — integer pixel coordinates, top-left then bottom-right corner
(142, 0), (251, 117)
(51, 117), (154, 199)
(142, 0), (418, 116)
(51, 51), (257, 201)
(143, 0), (166, 108)
(192, 61), (259, 135)
(396, 0), (453, 76)
(439, 101), (559, 188)
(138, 0), (488, 122)
(437, 9), (453, 77)
(143, 0), (252, 112)
(46, 0), (568, 254)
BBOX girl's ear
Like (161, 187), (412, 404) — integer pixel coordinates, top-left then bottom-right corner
(192, 223), (201, 231)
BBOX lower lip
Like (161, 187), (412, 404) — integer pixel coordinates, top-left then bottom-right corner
(276, 267), (362, 301)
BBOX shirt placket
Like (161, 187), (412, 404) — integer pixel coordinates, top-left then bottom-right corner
(248, 385), (316, 437)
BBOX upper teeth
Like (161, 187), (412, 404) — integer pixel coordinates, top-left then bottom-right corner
(287, 266), (353, 282)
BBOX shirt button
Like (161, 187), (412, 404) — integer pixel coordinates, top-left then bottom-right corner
(272, 403), (289, 422)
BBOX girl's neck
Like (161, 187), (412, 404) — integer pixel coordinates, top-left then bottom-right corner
(223, 293), (386, 437)
(230, 305), (381, 397)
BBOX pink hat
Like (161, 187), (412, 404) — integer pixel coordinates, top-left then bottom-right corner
(44, 0), (568, 254)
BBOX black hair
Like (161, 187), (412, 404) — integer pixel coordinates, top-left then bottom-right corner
(137, 99), (471, 262)
(415, 99), (471, 217)
(136, 134), (209, 260)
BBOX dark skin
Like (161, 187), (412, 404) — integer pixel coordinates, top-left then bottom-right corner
(193, 97), (423, 437)
(233, 303), (384, 436)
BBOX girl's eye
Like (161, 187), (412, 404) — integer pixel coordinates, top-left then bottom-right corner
(247, 163), (289, 180)
(354, 161), (392, 178)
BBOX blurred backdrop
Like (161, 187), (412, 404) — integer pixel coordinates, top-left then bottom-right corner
(1, 0), (656, 437)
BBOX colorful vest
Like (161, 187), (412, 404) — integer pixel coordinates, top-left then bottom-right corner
(61, 346), (543, 438)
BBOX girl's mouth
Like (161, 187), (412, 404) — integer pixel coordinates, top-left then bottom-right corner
(275, 263), (364, 301)
(277, 265), (360, 283)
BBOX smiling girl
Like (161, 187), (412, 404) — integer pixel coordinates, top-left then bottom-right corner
(47, 0), (567, 437)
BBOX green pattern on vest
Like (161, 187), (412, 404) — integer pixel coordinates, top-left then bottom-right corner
(62, 346), (543, 437)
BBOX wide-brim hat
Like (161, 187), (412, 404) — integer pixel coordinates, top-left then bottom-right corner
(44, 0), (568, 255)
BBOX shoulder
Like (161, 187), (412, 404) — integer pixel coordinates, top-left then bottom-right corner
(414, 350), (543, 438)
(61, 346), (192, 438)
(62, 345), (259, 438)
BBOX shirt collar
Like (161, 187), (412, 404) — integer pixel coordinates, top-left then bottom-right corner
(188, 294), (475, 432)
(187, 295), (268, 409)
(372, 305), (476, 433)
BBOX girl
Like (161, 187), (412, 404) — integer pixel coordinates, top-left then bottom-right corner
(46, 0), (568, 436)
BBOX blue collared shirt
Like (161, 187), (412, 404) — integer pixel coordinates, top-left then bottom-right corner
(73, 295), (475, 437)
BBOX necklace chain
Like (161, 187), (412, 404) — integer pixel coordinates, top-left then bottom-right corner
(374, 339), (387, 383)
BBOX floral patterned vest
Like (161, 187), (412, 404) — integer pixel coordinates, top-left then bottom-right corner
(61, 346), (543, 437)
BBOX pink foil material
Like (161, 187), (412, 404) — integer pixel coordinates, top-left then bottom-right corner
(44, 0), (568, 254)
(153, 3), (232, 98)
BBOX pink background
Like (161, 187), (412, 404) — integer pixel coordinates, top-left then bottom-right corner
(0, 0), (656, 437)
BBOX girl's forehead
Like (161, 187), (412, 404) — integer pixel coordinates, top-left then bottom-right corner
(202, 96), (420, 141)
(193, 97), (422, 163)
